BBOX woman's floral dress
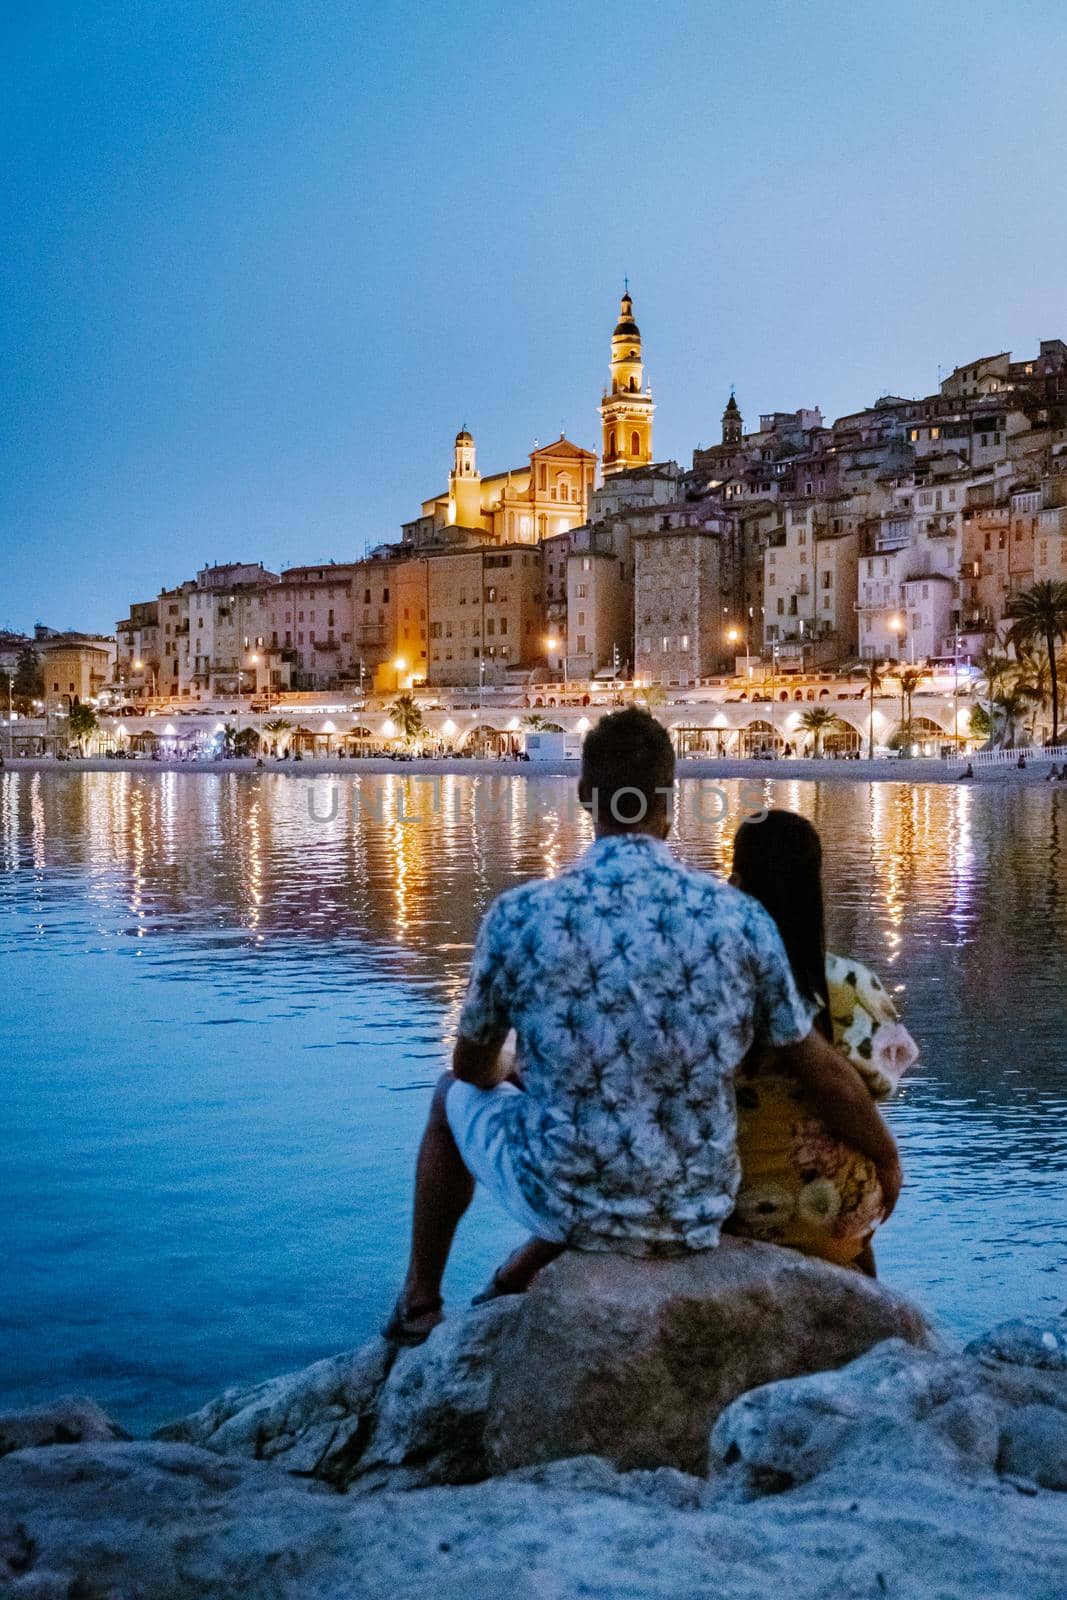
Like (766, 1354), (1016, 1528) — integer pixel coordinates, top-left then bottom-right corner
(728, 955), (918, 1265)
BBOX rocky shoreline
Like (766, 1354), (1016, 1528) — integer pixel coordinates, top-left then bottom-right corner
(2, 1242), (1066, 1597)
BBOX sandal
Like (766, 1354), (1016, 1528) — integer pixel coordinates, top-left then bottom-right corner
(382, 1293), (444, 1346)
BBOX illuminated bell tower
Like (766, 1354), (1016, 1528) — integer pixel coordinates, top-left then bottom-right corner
(600, 286), (654, 476)
(448, 427), (482, 528)
(722, 391), (743, 445)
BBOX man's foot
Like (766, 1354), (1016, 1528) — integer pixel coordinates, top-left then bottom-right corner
(471, 1239), (566, 1305)
(382, 1292), (444, 1346)
(471, 1269), (525, 1306)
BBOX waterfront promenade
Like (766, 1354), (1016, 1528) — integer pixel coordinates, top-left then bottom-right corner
(2, 753), (1054, 785)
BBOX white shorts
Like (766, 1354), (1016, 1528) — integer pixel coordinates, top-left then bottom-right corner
(445, 1078), (567, 1243)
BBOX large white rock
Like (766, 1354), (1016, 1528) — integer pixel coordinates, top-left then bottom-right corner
(484, 1239), (938, 1474)
(154, 1241), (935, 1486)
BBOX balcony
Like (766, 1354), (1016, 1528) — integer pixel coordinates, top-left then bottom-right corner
(314, 638), (340, 651)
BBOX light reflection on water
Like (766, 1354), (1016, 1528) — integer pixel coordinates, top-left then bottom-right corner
(2, 769), (1066, 1432)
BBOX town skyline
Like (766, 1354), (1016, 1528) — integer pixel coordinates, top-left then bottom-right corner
(5, 0), (1067, 634)
(3, 308), (1059, 637)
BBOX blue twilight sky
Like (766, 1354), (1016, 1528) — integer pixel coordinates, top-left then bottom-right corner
(2, 0), (1066, 634)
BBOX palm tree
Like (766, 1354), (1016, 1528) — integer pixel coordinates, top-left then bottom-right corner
(861, 661), (883, 759)
(263, 717), (293, 755)
(388, 692), (425, 748)
(798, 706), (840, 758)
(1006, 580), (1067, 746)
(67, 702), (97, 754)
(633, 682), (667, 716)
(1012, 645), (1067, 745)
(895, 667), (923, 755)
(522, 713), (551, 732)
(990, 688), (1028, 749)
(976, 642), (1013, 702)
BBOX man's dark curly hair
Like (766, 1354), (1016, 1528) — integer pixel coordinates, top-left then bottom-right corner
(579, 708), (675, 829)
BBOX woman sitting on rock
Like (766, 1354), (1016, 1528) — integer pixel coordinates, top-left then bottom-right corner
(727, 810), (918, 1275)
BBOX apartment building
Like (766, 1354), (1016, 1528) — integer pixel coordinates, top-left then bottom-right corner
(426, 544), (545, 687)
(180, 563), (279, 700)
(115, 600), (161, 698)
(633, 516), (733, 685)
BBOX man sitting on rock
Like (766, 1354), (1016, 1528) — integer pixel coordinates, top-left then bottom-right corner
(385, 708), (902, 1344)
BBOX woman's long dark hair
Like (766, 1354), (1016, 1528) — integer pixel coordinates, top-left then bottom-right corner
(733, 810), (832, 1039)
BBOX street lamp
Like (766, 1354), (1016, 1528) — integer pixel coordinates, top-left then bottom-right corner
(888, 613), (905, 661)
(394, 656), (407, 692)
(545, 636), (565, 695)
(132, 659), (158, 706)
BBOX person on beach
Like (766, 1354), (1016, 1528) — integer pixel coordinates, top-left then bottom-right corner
(727, 811), (918, 1274)
(385, 709), (901, 1345)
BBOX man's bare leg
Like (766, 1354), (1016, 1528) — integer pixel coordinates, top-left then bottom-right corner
(394, 1073), (474, 1336)
(481, 1235), (565, 1299)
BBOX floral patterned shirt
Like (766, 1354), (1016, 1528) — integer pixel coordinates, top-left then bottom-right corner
(457, 833), (814, 1255)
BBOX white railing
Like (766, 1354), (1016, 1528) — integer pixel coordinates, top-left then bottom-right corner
(972, 744), (1067, 767)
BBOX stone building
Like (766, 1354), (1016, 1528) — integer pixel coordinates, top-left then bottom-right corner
(426, 544), (546, 687)
(633, 513), (736, 686)
(40, 639), (114, 711)
(178, 563), (279, 701)
(115, 601), (161, 700)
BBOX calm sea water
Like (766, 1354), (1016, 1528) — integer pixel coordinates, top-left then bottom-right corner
(3, 770), (1066, 1433)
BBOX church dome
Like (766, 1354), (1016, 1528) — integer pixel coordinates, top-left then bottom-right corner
(455, 427), (474, 444)
(613, 290), (640, 339)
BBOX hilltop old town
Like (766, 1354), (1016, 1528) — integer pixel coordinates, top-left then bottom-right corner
(4, 290), (1067, 761)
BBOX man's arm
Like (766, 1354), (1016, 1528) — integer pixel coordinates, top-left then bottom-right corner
(774, 1029), (903, 1218)
(452, 1034), (506, 1089)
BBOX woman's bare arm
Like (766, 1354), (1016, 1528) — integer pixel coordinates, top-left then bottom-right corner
(773, 1029), (903, 1217)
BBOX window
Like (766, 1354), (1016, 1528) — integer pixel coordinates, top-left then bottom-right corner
(680, 634), (690, 651)
(575, 583), (588, 598)
(661, 636), (670, 653)
(576, 635), (586, 653)
(607, 430), (616, 458)
(631, 431), (641, 457)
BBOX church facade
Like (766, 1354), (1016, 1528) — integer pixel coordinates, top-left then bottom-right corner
(403, 432), (598, 548)
(403, 288), (655, 546)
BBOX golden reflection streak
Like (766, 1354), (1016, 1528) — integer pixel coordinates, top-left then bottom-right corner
(30, 773), (45, 879)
